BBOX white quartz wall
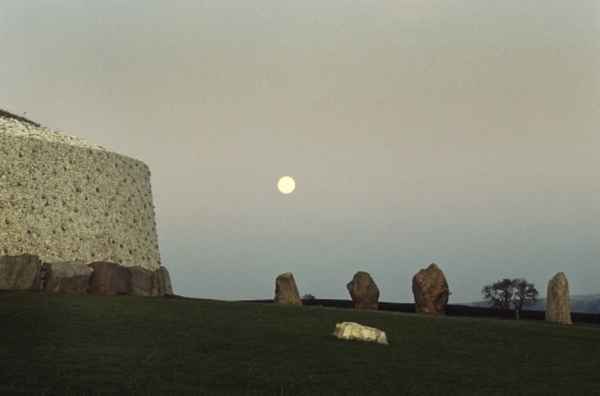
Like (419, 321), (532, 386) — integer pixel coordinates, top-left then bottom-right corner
(0, 117), (161, 270)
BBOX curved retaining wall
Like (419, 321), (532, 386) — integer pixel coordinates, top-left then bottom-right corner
(0, 116), (161, 270)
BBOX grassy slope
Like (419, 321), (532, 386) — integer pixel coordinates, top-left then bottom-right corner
(1, 292), (599, 396)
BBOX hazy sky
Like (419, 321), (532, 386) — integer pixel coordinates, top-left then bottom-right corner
(1, 1), (599, 302)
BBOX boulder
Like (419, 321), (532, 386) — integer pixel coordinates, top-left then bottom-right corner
(44, 262), (93, 294)
(0, 254), (43, 290)
(129, 266), (155, 296)
(412, 263), (450, 314)
(346, 271), (379, 310)
(333, 322), (389, 345)
(88, 261), (132, 295)
(153, 266), (173, 296)
(274, 272), (302, 305)
(545, 272), (573, 325)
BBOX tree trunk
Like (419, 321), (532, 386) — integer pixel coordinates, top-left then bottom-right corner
(515, 309), (520, 320)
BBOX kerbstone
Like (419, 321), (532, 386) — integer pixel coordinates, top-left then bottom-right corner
(129, 266), (155, 296)
(44, 261), (93, 294)
(154, 266), (174, 296)
(88, 261), (132, 295)
(0, 254), (43, 289)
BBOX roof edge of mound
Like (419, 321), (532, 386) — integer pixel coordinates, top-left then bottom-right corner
(0, 108), (41, 127)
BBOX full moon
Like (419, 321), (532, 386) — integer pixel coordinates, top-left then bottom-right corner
(277, 176), (296, 194)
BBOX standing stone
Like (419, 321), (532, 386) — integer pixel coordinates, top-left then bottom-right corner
(129, 266), (155, 296)
(412, 263), (450, 314)
(0, 254), (43, 290)
(545, 272), (573, 325)
(44, 262), (93, 294)
(346, 271), (379, 310)
(274, 272), (302, 305)
(88, 261), (132, 295)
(154, 266), (173, 296)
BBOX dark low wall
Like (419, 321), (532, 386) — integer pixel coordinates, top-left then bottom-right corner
(236, 298), (600, 325)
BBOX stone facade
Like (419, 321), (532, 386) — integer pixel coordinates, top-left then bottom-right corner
(0, 115), (161, 270)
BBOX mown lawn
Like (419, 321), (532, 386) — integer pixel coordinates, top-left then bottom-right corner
(1, 291), (599, 395)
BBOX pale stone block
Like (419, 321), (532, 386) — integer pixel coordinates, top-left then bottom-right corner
(333, 322), (389, 345)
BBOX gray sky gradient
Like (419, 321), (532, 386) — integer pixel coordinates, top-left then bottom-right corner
(1, 1), (599, 302)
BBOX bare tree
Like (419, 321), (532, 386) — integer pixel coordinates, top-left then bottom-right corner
(482, 278), (538, 320)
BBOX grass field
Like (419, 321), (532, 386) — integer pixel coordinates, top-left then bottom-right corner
(2, 291), (600, 396)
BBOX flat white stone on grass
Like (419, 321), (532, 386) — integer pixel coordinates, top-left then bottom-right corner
(333, 322), (389, 345)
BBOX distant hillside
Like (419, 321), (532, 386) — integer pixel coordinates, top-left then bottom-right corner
(468, 294), (600, 314)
